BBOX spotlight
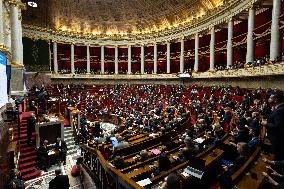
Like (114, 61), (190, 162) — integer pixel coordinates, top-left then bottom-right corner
(27, 1), (38, 8)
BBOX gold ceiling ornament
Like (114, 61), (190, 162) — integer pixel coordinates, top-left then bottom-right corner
(6, 0), (26, 10)
(22, 0), (256, 45)
(23, 0), (232, 38)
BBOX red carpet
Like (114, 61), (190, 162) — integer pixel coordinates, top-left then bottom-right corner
(16, 111), (41, 181)
(64, 118), (70, 127)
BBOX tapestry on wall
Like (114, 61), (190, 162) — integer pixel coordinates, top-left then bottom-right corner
(23, 37), (50, 72)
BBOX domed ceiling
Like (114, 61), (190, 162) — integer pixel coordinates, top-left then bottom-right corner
(22, 0), (224, 36)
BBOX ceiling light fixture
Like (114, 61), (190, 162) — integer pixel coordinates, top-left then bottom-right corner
(27, 1), (38, 8)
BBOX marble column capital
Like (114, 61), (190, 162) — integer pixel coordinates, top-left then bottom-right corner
(11, 61), (24, 68)
(226, 16), (234, 23)
(6, 0), (26, 10)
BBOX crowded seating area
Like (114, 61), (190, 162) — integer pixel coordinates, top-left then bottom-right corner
(1, 0), (284, 189)
(24, 84), (283, 189)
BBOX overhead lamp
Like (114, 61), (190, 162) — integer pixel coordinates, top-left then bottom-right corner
(27, 1), (37, 8)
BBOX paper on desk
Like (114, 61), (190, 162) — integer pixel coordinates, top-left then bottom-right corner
(194, 137), (205, 144)
(150, 148), (161, 155)
(181, 171), (189, 177)
(137, 178), (152, 187)
(48, 151), (55, 156)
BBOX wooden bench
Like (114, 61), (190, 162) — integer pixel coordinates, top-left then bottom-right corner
(236, 152), (273, 189)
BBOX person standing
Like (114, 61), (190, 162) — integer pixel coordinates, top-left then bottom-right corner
(49, 168), (70, 189)
(55, 138), (68, 165)
(27, 113), (36, 145)
(264, 90), (284, 160)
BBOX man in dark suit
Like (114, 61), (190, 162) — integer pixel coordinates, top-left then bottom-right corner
(49, 168), (70, 189)
(265, 90), (284, 160)
(55, 138), (68, 165)
(27, 113), (36, 145)
(37, 140), (49, 171)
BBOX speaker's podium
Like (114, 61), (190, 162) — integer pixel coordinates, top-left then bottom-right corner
(35, 114), (64, 148)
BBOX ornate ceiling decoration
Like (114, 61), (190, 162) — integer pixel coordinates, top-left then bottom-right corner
(22, 0), (224, 37)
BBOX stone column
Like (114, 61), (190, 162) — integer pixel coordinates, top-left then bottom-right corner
(246, 5), (255, 63)
(154, 43), (157, 74)
(115, 46), (118, 74)
(166, 42), (171, 73)
(227, 18), (233, 68)
(270, 0), (281, 61)
(194, 33), (199, 72)
(0, 0), (4, 47)
(9, 1), (26, 95)
(86, 44), (90, 74)
(10, 3), (23, 66)
(53, 42), (58, 73)
(141, 45), (144, 74)
(180, 38), (184, 73)
(71, 44), (75, 74)
(210, 26), (215, 70)
(101, 46), (104, 74)
(127, 45), (131, 74)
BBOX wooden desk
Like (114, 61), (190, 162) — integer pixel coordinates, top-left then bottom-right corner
(179, 148), (224, 180)
(236, 152), (273, 189)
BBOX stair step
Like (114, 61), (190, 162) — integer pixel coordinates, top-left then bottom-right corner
(20, 151), (36, 159)
(68, 145), (77, 151)
(15, 133), (36, 140)
(65, 138), (74, 143)
(22, 170), (41, 181)
(66, 140), (75, 145)
(20, 143), (36, 149)
(19, 138), (36, 144)
(67, 149), (79, 155)
(21, 166), (37, 175)
(64, 132), (73, 137)
(19, 161), (36, 170)
(20, 146), (36, 153)
(19, 155), (36, 164)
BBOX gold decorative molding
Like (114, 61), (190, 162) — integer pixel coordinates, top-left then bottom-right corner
(22, 0), (258, 45)
(6, 0), (26, 10)
(0, 44), (8, 52)
(11, 61), (24, 68)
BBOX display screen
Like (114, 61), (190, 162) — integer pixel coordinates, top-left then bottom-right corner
(0, 51), (8, 108)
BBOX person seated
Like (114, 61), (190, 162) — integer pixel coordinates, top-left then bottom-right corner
(116, 135), (129, 149)
(36, 140), (50, 171)
(249, 112), (261, 135)
(5, 169), (25, 189)
(218, 142), (249, 189)
(160, 173), (182, 189)
(152, 153), (172, 177)
(232, 119), (251, 143)
(93, 122), (103, 138)
(112, 156), (129, 169)
(247, 128), (260, 151)
(224, 142), (250, 173)
(139, 150), (149, 162)
(175, 147), (193, 164)
(55, 138), (68, 165)
(184, 137), (199, 155)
